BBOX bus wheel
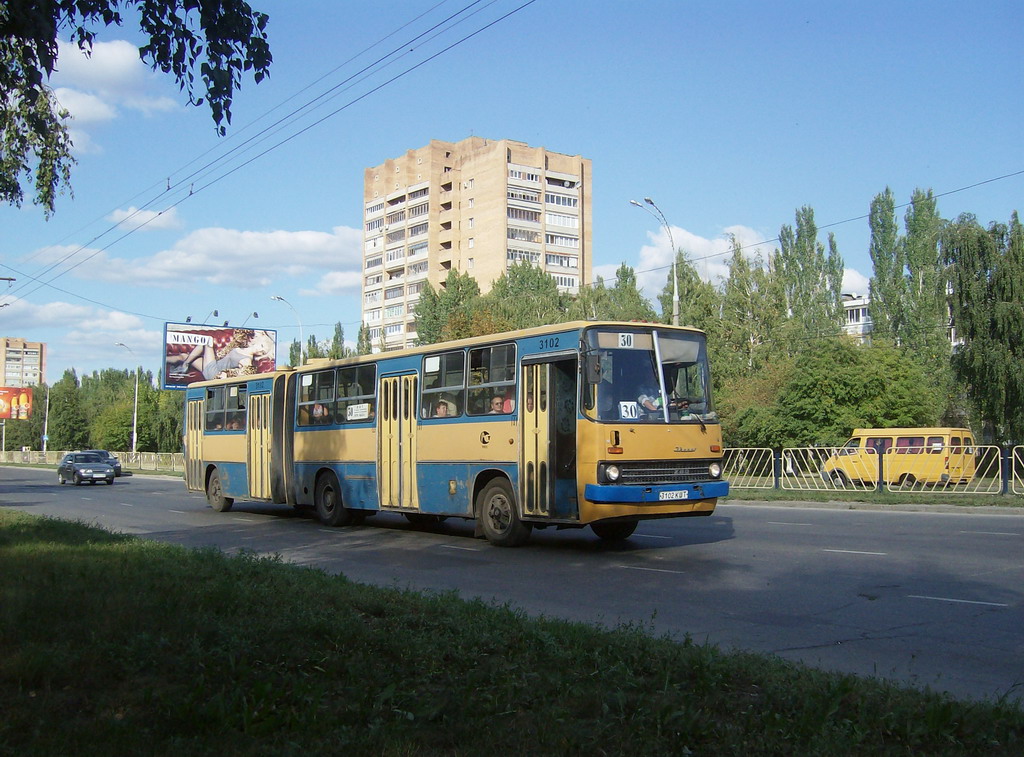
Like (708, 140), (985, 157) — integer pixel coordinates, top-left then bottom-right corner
(478, 479), (531, 547)
(591, 521), (638, 541)
(898, 474), (917, 489)
(206, 470), (233, 512)
(315, 472), (352, 527)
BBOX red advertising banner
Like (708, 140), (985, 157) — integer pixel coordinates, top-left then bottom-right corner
(163, 323), (277, 389)
(0, 387), (33, 420)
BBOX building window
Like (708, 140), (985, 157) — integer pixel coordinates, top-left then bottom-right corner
(468, 239), (475, 250)
(546, 212), (578, 228)
(365, 274), (382, 287)
(545, 233), (579, 249)
(408, 241), (428, 257)
(365, 217), (383, 232)
(507, 248), (541, 264)
(508, 207), (541, 223)
(364, 290), (382, 304)
(408, 222), (428, 237)
(409, 202), (429, 218)
(409, 187), (429, 200)
(545, 193), (578, 208)
(508, 187), (540, 203)
(365, 255), (383, 270)
(508, 227), (541, 243)
(546, 253), (578, 268)
(385, 286), (404, 301)
(553, 274), (578, 288)
(365, 308), (381, 323)
(366, 201), (385, 215)
(385, 210), (405, 224)
(386, 228), (406, 244)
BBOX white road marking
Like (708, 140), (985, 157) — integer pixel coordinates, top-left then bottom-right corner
(908, 594), (1009, 608)
(767, 521), (813, 526)
(168, 510), (186, 514)
(119, 503), (134, 507)
(822, 548), (887, 556)
(959, 530), (1020, 537)
(617, 565), (686, 575)
(633, 533), (673, 540)
(231, 517), (256, 522)
(441, 544), (481, 552)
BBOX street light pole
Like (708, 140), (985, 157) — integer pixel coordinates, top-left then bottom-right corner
(271, 295), (304, 365)
(115, 342), (139, 454)
(631, 197), (680, 326)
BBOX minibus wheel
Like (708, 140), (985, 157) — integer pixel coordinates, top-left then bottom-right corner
(315, 472), (353, 527)
(829, 471), (849, 488)
(478, 479), (531, 547)
(206, 469), (233, 512)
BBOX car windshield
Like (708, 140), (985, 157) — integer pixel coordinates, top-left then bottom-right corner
(77, 454), (102, 463)
(582, 327), (716, 424)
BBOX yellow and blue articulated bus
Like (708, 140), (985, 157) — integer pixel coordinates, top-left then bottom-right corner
(184, 321), (728, 546)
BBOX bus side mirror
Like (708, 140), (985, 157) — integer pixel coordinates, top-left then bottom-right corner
(585, 355), (602, 384)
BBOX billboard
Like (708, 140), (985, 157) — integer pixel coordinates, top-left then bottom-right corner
(0, 387), (33, 419)
(163, 323), (277, 390)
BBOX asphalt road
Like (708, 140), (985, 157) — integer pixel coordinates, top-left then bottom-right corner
(3, 465), (1022, 704)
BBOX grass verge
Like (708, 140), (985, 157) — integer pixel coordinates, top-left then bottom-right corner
(1, 509), (1021, 755)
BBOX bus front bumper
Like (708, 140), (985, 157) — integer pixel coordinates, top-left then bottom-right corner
(584, 479), (729, 504)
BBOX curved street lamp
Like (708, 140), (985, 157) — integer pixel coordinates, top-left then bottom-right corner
(270, 295), (303, 364)
(115, 342), (139, 454)
(630, 197), (680, 326)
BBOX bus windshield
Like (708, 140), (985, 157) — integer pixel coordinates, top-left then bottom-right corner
(582, 327), (716, 424)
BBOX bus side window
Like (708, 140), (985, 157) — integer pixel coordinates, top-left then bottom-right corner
(927, 436), (943, 453)
(422, 350), (466, 418)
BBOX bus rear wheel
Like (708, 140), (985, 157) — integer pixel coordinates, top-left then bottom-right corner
(206, 469), (233, 512)
(478, 479), (531, 547)
(315, 472), (353, 527)
(591, 521), (638, 542)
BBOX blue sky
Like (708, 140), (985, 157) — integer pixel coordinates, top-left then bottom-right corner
(1, 0), (1020, 383)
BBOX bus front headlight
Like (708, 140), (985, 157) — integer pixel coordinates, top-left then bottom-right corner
(708, 462), (722, 478)
(603, 464), (621, 483)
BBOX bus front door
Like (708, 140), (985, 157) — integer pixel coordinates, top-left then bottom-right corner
(378, 374), (419, 510)
(520, 358), (578, 521)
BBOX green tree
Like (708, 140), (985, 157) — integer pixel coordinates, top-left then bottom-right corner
(775, 206), (844, 350)
(305, 334), (325, 360)
(1, 0), (272, 215)
(943, 212), (1024, 441)
(716, 237), (786, 383)
(328, 322), (349, 360)
(868, 187), (907, 342)
(47, 369), (89, 450)
(288, 339), (301, 366)
(731, 340), (939, 447)
(356, 323), (372, 355)
(481, 263), (566, 330)
(657, 250), (720, 333)
(413, 269), (482, 345)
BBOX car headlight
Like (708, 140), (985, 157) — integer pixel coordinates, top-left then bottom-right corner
(604, 464), (621, 482)
(82, 468), (93, 474)
(708, 462), (721, 478)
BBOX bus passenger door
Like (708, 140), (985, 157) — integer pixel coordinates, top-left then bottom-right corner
(378, 374), (419, 509)
(185, 398), (204, 492)
(247, 391), (273, 499)
(520, 358), (578, 520)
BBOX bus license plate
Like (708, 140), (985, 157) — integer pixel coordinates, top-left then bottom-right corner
(659, 490), (688, 501)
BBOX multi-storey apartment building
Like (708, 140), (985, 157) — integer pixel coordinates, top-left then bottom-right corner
(362, 137), (592, 350)
(0, 337), (46, 387)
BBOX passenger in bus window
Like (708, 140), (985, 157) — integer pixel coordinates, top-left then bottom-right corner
(488, 396), (504, 414)
(312, 403), (331, 424)
(433, 402), (449, 418)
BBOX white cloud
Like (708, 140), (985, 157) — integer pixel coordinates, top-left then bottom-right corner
(50, 39), (179, 152)
(106, 206), (183, 231)
(842, 267), (871, 295)
(62, 225), (363, 289)
(633, 223), (773, 297)
(299, 270), (364, 297)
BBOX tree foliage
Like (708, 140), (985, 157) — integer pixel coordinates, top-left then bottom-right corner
(1, 0), (272, 214)
(413, 269), (482, 345)
(943, 212), (1024, 441)
(729, 340), (939, 447)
